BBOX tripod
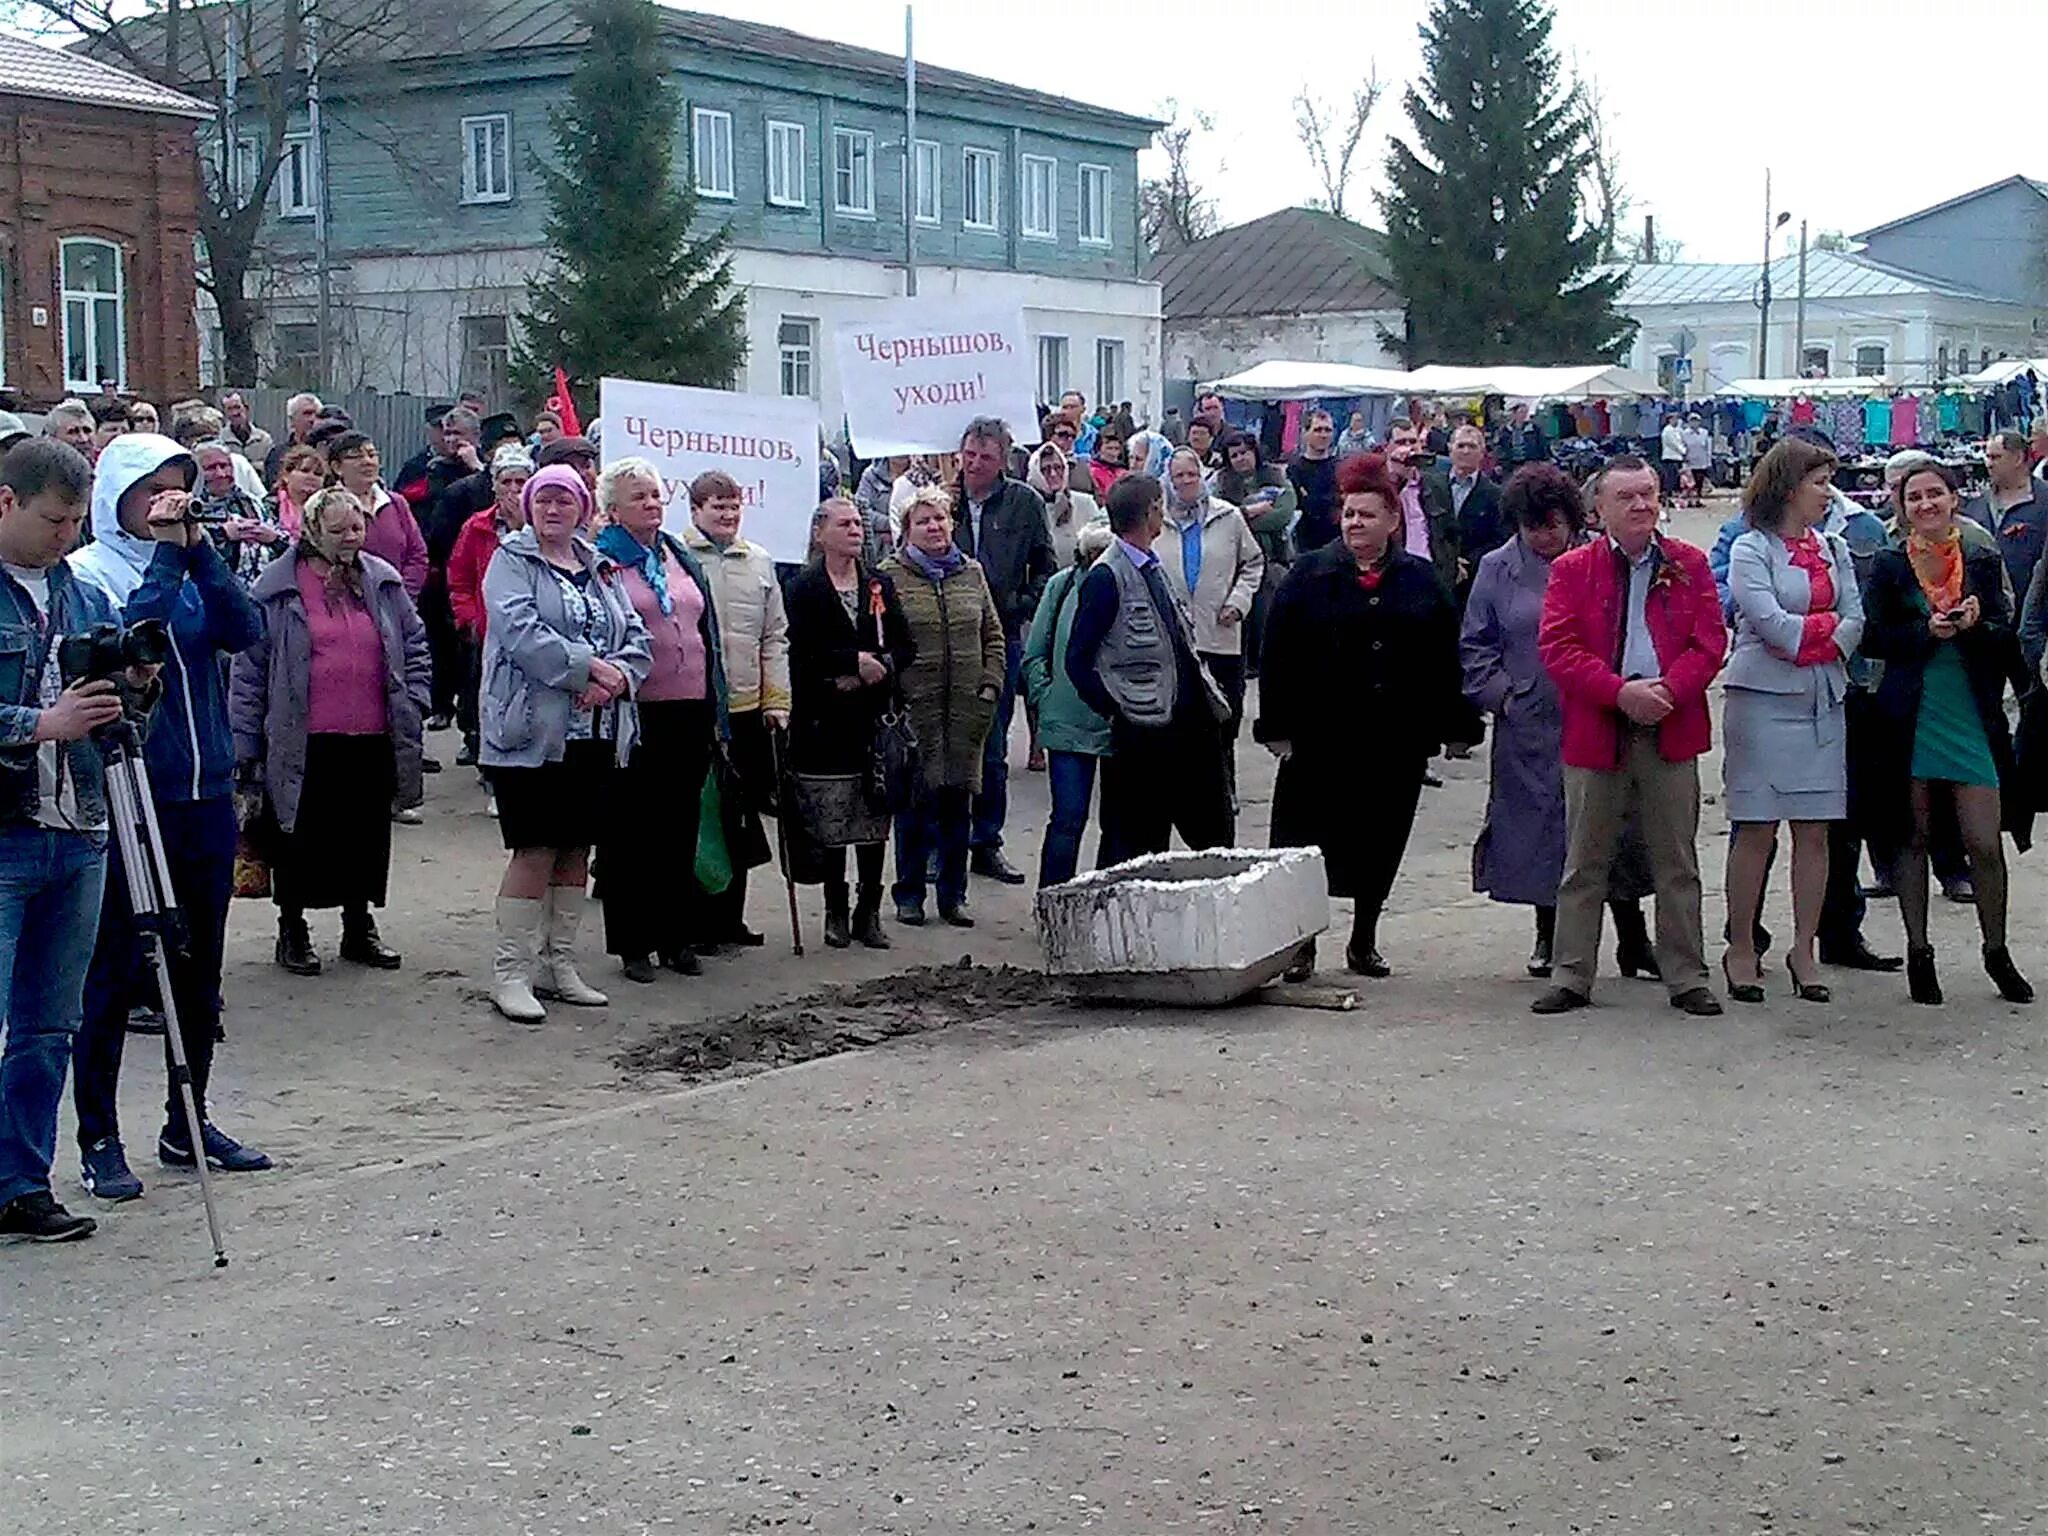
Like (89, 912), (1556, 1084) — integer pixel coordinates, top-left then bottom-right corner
(97, 713), (228, 1268)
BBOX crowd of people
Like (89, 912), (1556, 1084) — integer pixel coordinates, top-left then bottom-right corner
(0, 380), (2043, 1248)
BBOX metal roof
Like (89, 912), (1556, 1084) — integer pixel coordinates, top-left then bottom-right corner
(79, 0), (1159, 132)
(1146, 208), (1400, 321)
(1854, 173), (2048, 240)
(0, 27), (210, 119)
(1610, 249), (2015, 308)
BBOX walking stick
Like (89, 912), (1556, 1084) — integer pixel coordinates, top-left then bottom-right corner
(768, 722), (804, 956)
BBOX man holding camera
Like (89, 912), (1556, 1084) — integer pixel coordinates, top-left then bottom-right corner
(0, 440), (137, 1242)
(67, 435), (267, 1202)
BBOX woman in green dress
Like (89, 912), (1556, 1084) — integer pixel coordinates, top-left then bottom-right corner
(1862, 462), (2034, 1006)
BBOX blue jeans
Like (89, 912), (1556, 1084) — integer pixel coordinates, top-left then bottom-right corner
(969, 635), (1023, 852)
(894, 784), (972, 912)
(1038, 750), (1100, 888)
(0, 826), (109, 1205)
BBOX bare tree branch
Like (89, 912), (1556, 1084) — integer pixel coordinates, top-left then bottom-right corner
(1292, 72), (1381, 220)
(1139, 98), (1218, 256)
(1570, 62), (1627, 262)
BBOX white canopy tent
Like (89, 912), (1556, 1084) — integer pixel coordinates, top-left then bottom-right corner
(1198, 360), (1418, 400)
(1714, 376), (1894, 399)
(1960, 357), (2048, 388)
(1203, 359), (1661, 402)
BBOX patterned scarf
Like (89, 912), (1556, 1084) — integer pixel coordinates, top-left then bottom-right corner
(595, 523), (670, 615)
(1905, 525), (1964, 615)
(901, 542), (966, 581)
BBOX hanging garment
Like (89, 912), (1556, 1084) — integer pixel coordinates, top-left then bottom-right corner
(1937, 393), (1962, 433)
(1832, 398), (1863, 448)
(1789, 397), (1817, 427)
(1917, 394), (1939, 443)
(1891, 395), (1919, 446)
(1279, 399), (1304, 455)
(1960, 395), (1986, 436)
(1744, 400), (1769, 431)
(1865, 398), (1892, 447)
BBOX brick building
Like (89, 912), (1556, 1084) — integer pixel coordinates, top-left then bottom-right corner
(0, 30), (208, 406)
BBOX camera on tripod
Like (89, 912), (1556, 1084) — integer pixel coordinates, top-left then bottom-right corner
(57, 619), (170, 723)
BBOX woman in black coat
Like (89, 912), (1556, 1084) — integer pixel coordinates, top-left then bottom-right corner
(785, 498), (916, 949)
(1255, 452), (1463, 980)
(1860, 461), (2033, 1005)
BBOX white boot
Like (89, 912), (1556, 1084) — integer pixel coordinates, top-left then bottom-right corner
(491, 896), (547, 1024)
(534, 886), (608, 1007)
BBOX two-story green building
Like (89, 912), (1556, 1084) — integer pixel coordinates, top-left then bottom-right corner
(175, 1), (1163, 425)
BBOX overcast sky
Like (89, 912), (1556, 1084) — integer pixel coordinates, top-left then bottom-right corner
(699, 0), (2044, 266)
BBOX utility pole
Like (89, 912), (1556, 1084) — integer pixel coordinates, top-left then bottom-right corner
(1794, 219), (1809, 377)
(307, 0), (332, 392)
(1757, 169), (1772, 379)
(902, 4), (918, 298)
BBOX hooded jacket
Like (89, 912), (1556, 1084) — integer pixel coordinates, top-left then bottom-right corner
(70, 433), (265, 803)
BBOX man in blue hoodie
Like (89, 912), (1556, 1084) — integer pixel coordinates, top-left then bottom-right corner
(0, 440), (133, 1243)
(66, 433), (269, 1202)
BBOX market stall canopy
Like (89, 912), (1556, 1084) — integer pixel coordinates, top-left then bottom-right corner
(1715, 376), (1895, 398)
(1205, 359), (1661, 401)
(1960, 357), (2048, 387)
(1200, 360), (1417, 400)
(1400, 363), (1661, 400)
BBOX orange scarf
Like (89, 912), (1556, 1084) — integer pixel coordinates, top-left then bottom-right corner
(1905, 526), (1964, 615)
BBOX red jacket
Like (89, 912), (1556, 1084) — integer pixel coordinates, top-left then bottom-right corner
(446, 507), (503, 638)
(1538, 533), (1727, 769)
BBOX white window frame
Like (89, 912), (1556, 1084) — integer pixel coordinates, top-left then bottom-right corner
(208, 133), (262, 205)
(1078, 162), (1111, 246)
(1036, 334), (1069, 403)
(692, 108), (734, 200)
(778, 317), (817, 400)
(460, 113), (512, 205)
(833, 127), (875, 217)
(963, 146), (999, 232)
(1853, 340), (1888, 377)
(59, 237), (125, 393)
(1019, 153), (1056, 241)
(1799, 344), (1831, 378)
(913, 138), (941, 225)
(766, 119), (806, 209)
(279, 132), (317, 218)
(1094, 338), (1124, 406)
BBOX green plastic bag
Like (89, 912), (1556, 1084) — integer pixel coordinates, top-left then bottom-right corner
(694, 768), (733, 895)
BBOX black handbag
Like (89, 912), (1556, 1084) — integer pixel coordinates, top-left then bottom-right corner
(858, 581), (922, 814)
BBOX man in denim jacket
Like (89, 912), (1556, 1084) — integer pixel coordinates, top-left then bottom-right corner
(0, 440), (136, 1243)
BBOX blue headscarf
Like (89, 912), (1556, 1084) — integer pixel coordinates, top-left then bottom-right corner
(595, 521), (671, 615)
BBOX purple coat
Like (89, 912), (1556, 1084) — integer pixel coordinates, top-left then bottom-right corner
(1460, 535), (1651, 906)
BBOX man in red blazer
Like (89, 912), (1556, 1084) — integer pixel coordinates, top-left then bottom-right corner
(1532, 456), (1728, 1016)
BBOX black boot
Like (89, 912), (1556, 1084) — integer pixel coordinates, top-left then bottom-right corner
(1984, 945), (2034, 1004)
(338, 908), (402, 969)
(1612, 900), (1660, 981)
(823, 884), (851, 949)
(1906, 944), (1942, 1005)
(853, 885), (892, 949)
(1529, 906), (1556, 978)
(1345, 908), (1389, 978)
(275, 912), (321, 976)
(1283, 938), (1317, 983)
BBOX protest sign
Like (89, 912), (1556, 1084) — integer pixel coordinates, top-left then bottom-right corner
(834, 302), (1039, 458)
(600, 377), (819, 564)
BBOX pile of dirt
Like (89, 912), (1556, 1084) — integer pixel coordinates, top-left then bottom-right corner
(619, 961), (1070, 1083)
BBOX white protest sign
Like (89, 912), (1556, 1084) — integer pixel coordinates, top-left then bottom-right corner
(600, 377), (819, 564)
(834, 302), (1039, 458)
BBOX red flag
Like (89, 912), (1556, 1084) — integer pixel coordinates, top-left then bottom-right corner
(548, 366), (582, 436)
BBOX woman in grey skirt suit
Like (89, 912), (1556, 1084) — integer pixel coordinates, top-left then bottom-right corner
(1722, 440), (1863, 1003)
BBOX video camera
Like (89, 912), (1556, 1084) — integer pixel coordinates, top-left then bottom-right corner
(57, 619), (170, 724)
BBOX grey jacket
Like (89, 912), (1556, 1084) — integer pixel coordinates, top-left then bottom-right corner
(230, 550), (431, 835)
(1725, 528), (1862, 708)
(479, 529), (653, 769)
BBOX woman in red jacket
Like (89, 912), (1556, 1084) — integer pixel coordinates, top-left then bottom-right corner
(447, 445), (533, 772)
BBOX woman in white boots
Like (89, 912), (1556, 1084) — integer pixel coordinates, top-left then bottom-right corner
(479, 464), (651, 1022)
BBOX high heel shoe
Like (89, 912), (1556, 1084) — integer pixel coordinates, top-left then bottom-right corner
(1720, 953), (1765, 1005)
(1983, 945), (2034, 1004)
(1784, 954), (1830, 1004)
(1906, 945), (1942, 1006)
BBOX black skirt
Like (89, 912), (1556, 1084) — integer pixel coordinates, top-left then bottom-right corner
(594, 698), (712, 959)
(495, 738), (616, 851)
(273, 733), (396, 911)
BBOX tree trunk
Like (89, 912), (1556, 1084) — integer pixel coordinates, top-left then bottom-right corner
(211, 245), (260, 389)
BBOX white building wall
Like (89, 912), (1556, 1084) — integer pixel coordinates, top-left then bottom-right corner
(1623, 292), (2044, 389)
(1162, 310), (1405, 388)
(213, 247), (1163, 432)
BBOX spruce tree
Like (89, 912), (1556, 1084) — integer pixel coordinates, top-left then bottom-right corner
(514, 0), (746, 411)
(1378, 0), (1636, 365)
